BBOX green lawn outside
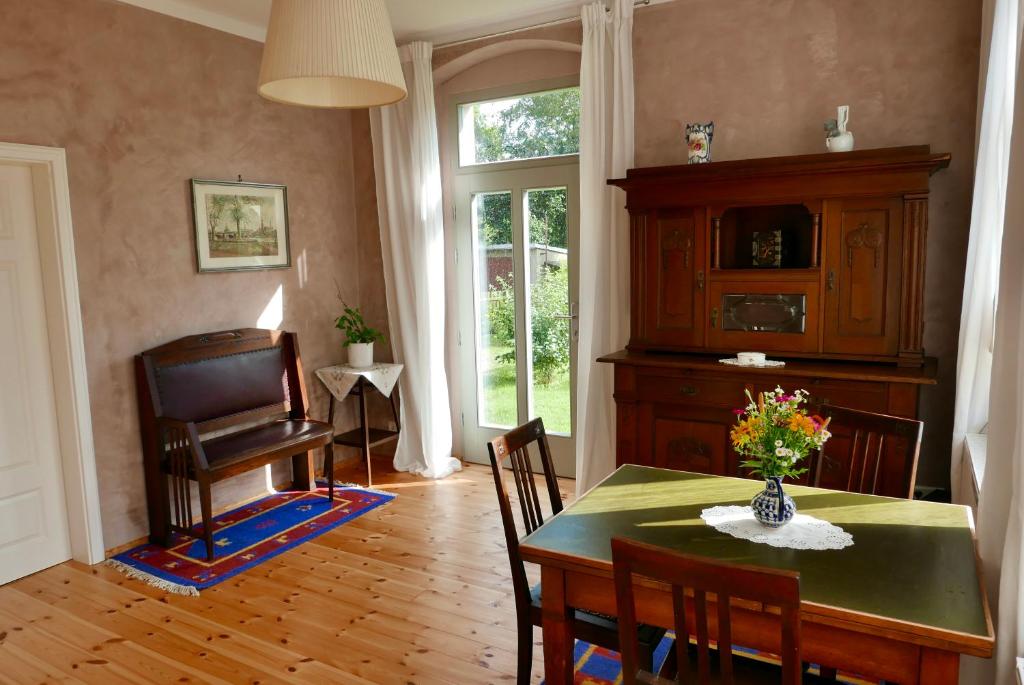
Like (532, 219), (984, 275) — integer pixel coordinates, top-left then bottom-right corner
(481, 344), (571, 434)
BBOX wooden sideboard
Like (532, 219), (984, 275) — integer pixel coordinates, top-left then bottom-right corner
(600, 147), (947, 485)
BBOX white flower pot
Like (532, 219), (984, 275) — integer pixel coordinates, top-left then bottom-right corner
(348, 342), (374, 369)
(826, 131), (855, 152)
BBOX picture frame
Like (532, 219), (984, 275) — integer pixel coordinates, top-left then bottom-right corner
(190, 179), (291, 273)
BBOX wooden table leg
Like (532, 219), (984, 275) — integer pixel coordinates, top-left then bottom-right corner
(919, 648), (959, 684)
(541, 565), (574, 685)
(357, 378), (373, 487)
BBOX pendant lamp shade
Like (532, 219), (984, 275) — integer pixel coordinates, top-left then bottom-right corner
(258, 0), (407, 109)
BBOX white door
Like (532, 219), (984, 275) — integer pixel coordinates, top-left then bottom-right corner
(455, 163), (580, 477)
(0, 161), (72, 584)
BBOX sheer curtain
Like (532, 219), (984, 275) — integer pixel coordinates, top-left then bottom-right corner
(951, 0), (1021, 504)
(370, 41), (460, 479)
(575, 0), (635, 493)
(959, 0), (1024, 681)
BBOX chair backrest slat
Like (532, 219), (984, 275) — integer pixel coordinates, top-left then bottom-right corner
(671, 585), (690, 680)
(612, 538), (802, 685)
(817, 404), (923, 499)
(487, 419), (563, 617)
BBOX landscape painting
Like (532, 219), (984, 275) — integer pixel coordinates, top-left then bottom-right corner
(191, 179), (290, 272)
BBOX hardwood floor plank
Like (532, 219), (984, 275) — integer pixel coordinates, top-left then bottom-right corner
(0, 464), (569, 684)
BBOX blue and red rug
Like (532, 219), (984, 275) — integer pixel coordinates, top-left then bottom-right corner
(555, 634), (878, 685)
(108, 482), (394, 596)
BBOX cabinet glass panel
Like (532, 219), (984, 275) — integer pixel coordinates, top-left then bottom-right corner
(722, 293), (806, 333)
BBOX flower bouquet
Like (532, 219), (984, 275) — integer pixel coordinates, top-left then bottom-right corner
(730, 388), (832, 526)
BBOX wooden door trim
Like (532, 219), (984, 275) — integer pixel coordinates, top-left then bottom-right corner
(0, 142), (104, 564)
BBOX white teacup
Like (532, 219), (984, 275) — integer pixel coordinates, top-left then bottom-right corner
(737, 352), (767, 366)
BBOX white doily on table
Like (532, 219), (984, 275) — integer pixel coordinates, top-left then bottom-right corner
(719, 358), (786, 368)
(316, 363), (404, 401)
(700, 505), (853, 551)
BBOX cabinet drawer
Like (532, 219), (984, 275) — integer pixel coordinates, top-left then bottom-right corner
(637, 372), (745, 408)
(752, 377), (887, 413)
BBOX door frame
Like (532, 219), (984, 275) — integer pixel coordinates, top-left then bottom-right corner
(0, 142), (105, 565)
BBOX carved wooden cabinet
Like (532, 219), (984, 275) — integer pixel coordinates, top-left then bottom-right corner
(601, 147), (947, 480)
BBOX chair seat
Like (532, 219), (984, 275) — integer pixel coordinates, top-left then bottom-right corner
(527, 583), (666, 656)
(201, 420), (333, 472)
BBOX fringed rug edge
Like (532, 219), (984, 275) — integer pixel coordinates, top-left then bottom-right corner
(105, 559), (200, 597)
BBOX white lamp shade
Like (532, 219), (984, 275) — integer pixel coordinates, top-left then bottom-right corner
(258, 0), (408, 109)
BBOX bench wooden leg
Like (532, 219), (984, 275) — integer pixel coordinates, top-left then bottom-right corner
(199, 478), (214, 561)
(325, 443), (335, 502)
(291, 451), (316, 491)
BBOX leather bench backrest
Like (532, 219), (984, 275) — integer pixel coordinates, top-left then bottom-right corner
(155, 346), (288, 424)
(139, 329), (296, 428)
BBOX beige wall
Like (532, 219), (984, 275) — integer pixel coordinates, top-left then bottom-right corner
(0, 0), (371, 548)
(432, 0), (981, 489)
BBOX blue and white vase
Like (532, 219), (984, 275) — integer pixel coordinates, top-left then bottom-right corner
(751, 476), (796, 527)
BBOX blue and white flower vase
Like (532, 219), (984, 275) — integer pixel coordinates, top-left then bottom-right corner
(751, 476), (796, 527)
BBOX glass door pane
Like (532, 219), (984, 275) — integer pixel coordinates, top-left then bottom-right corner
(525, 187), (572, 435)
(455, 163), (578, 478)
(471, 191), (517, 428)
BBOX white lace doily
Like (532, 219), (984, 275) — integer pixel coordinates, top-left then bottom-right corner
(316, 363), (403, 400)
(719, 358), (786, 368)
(700, 505), (853, 551)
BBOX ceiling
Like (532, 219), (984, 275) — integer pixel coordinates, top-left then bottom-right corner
(116, 0), (596, 45)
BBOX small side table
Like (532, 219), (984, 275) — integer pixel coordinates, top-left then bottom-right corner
(315, 363), (403, 487)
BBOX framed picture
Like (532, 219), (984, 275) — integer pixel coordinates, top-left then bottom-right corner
(191, 179), (290, 273)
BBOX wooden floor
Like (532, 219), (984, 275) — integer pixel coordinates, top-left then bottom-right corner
(0, 457), (572, 684)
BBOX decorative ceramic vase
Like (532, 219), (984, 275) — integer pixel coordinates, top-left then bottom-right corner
(686, 122), (714, 164)
(348, 342), (374, 369)
(751, 476), (796, 527)
(825, 105), (854, 152)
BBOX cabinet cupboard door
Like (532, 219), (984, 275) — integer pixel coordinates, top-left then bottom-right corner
(653, 416), (728, 475)
(640, 208), (706, 348)
(823, 198), (902, 356)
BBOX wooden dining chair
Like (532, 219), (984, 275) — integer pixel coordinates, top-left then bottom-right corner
(488, 418), (666, 685)
(612, 537), (825, 684)
(814, 405), (923, 499)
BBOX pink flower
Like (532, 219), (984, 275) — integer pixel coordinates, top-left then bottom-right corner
(732, 408), (745, 415)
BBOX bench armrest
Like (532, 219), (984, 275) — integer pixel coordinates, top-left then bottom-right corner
(156, 417), (210, 472)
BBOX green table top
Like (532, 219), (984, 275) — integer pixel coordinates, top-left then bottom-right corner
(520, 465), (991, 641)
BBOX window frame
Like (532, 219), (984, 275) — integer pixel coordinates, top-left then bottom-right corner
(450, 75), (581, 175)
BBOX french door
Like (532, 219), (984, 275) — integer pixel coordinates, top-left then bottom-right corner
(455, 162), (579, 477)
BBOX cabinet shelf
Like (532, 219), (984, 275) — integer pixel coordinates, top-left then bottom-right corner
(709, 268), (820, 283)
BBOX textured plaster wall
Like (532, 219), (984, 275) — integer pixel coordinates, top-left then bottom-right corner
(0, 0), (371, 548)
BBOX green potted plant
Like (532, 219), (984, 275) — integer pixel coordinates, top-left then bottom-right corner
(335, 303), (384, 368)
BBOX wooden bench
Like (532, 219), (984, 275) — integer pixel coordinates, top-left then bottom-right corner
(135, 328), (334, 560)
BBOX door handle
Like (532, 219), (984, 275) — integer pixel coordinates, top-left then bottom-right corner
(710, 307), (718, 328)
(552, 302), (580, 339)
(679, 385), (699, 397)
(697, 270), (705, 291)
(827, 269), (836, 291)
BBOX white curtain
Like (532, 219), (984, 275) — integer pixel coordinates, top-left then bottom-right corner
(370, 41), (460, 480)
(960, 1), (1024, 681)
(575, 0), (635, 493)
(951, 0), (1021, 504)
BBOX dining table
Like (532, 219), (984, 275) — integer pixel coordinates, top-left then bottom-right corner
(519, 464), (994, 684)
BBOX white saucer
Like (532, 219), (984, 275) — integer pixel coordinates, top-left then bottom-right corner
(719, 358), (786, 368)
